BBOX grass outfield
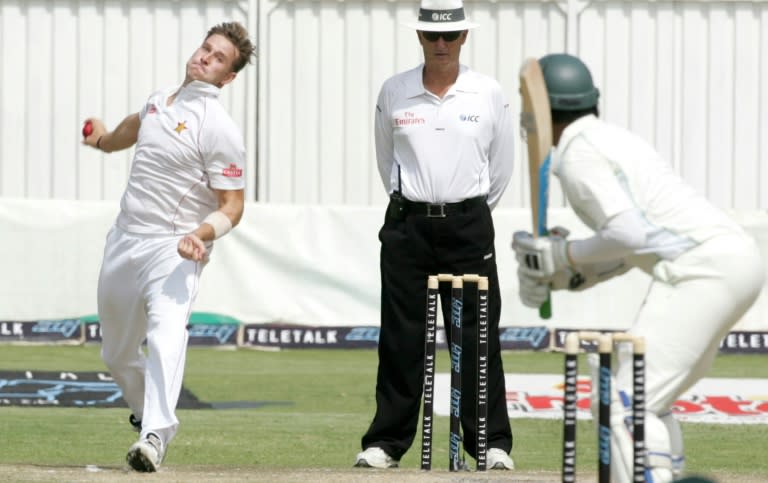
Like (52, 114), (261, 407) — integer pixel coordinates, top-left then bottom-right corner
(0, 346), (766, 481)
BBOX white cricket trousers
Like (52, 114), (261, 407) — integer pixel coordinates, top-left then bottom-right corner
(97, 226), (204, 446)
(609, 232), (764, 482)
(619, 232), (764, 413)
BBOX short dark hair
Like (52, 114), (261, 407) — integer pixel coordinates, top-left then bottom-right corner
(206, 22), (255, 73)
(551, 106), (599, 125)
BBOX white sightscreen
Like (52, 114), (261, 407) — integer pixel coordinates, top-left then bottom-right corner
(0, 0), (254, 200)
(256, 0), (768, 209)
(0, 1), (766, 210)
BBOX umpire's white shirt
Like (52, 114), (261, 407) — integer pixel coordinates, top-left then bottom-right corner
(117, 80), (246, 235)
(375, 64), (514, 209)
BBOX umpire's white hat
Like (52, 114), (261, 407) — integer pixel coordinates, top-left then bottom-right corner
(404, 0), (479, 32)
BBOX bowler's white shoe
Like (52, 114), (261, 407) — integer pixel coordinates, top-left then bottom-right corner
(354, 447), (399, 468)
(487, 448), (515, 470)
(126, 432), (164, 472)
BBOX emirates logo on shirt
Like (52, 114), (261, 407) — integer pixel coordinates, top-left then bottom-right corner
(393, 111), (426, 127)
(223, 163), (243, 178)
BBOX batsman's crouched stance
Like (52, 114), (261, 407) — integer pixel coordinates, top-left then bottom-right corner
(83, 22), (255, 472)
(511, 54), (764, 483)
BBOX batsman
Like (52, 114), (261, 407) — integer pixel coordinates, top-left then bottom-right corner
(512, 53), (764, 482)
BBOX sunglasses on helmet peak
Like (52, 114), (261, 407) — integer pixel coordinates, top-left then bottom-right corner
(420, 30), (463, 43)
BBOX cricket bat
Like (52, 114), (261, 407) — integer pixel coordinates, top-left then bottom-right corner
(519, 58), (553, 319)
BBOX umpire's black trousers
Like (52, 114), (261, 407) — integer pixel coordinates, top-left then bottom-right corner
(361, 195), (513, 461)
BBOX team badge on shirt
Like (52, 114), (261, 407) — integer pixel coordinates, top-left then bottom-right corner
(175, 121), (188, 134)
(222, 163), (243, 178)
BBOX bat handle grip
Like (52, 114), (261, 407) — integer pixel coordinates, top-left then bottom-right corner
(539, 294), (552, 319)
(537, 227), (552, 319)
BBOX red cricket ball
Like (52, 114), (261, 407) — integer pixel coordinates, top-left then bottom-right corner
(82, 121), (93, 138)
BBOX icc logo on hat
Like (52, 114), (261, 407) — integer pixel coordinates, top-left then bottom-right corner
(405, 0), (480, 32)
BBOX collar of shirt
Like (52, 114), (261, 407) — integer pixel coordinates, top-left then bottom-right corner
(556, 114), (598, 149)
(402, 63), (476, 100)
(553, 114), (599, 169)
(175, 80), (221, 101)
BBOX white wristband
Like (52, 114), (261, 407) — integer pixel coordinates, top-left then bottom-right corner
(202, 210), (232, 239)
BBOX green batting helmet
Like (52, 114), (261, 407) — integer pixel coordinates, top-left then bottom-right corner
(539, 53), (599, 111)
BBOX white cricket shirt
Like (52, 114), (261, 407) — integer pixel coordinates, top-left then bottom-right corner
(553, 115), (744, 261)
(375, 64), (514, 209)
(116, 81), (246, 235)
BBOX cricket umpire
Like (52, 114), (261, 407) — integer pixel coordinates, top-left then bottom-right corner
(355, 0), (515, 470)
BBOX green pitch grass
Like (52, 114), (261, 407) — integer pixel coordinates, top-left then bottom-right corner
(0, 346), (766, 480)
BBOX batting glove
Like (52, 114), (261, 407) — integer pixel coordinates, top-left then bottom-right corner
(511, 231), (573, 279)
(517, 267), (550, 308)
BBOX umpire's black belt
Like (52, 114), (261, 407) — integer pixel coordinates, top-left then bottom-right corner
(397, 195), (487, 218)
